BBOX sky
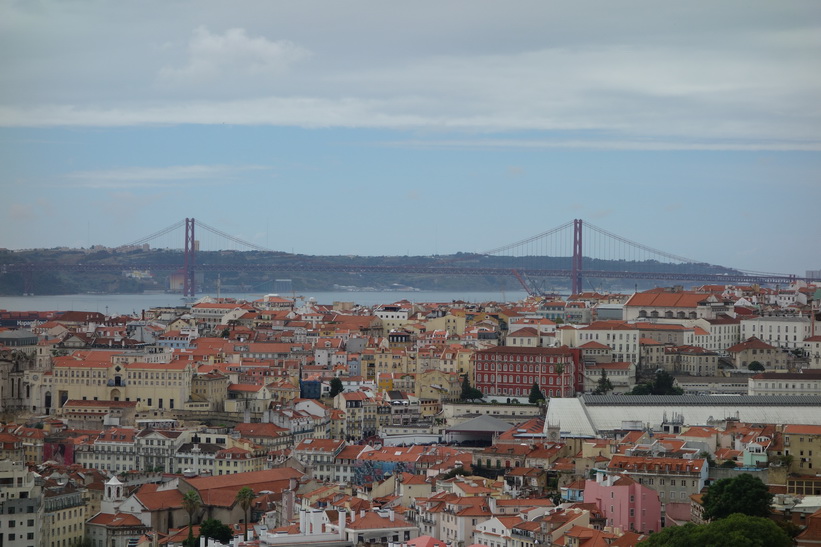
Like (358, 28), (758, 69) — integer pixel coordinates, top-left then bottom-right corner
(1, 1), (820, 276)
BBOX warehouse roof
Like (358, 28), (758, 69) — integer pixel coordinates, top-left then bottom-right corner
(547, 395), (821, 437)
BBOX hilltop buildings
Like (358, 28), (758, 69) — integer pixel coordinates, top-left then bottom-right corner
(0, 281), (820, 545)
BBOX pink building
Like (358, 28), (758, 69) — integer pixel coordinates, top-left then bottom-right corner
(583, 471), (662, 534)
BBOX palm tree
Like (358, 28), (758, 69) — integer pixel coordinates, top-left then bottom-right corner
(555, 363), (565, 398)
(235, 486), (256, 541)
(182, 490), (202, 547)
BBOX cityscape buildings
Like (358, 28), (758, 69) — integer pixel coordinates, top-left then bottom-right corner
(0, 279), (820, 546)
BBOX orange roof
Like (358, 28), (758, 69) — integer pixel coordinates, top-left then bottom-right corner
(784, 424), (821, 436)
(579, 341), (611, 350)
(682, 427), (717, 438)
(726, 337), (777, 353)
(295, 439), (346, 453)
(608, 455), (705, 473)
(347, 510), (412, 530)
(233, 422), (288, 438)
(135, 484), (185, 511)
(88, 512), (146, 527)
(626, 290), (715, 309)
(185, 468), (303, 508)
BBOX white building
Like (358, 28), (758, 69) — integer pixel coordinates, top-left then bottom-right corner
(0, 460), (42, 547)
(806, 335), (821, 369)
(740, 316), (811, 350)
(748, 371), (821, 396)
(573, 322), (640, 364)
(583, 362), (636, 394)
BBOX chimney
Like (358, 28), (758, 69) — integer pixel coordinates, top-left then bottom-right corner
(360, 509), (365, 519)
(389, 508), (395, 522)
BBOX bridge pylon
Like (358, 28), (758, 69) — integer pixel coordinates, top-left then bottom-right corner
(183, 218), (196, 297)
(572, 219), (583, 295)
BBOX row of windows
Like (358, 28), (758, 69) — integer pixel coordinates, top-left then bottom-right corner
(478, 374), (564, 385)
(480, 354), (565, 363)
(3, 533), (34, 542)
(485, 387), (564, 396)
(55, 370), (185, 379)
(477, 363), (569, 373)
(5, 519), (36, 527)
(746, 324), (802, 333)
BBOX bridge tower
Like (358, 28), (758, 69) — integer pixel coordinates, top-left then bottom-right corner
(183, 218), (196, 297)
(21, 264), (34, 296)
(572, 219), (583, 295)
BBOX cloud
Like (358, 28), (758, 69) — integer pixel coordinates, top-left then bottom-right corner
(1, 2), (820, 151)
(157, 26), (311, 89)
(64, 164), (270, 189)
(385, 138), (821, 152)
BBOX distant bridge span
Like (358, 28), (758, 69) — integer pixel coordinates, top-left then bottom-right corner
(1, 218), (807, 297)
(1, 261), (800, 295)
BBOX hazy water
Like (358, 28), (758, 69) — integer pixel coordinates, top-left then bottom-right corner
(0, 289), (531, 316)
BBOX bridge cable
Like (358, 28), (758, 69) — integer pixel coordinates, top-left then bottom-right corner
(481, 220), (574, 256)
(118, 220), (186, 249)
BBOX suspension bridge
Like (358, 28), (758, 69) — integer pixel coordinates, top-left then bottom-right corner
(1, 218), (805, 297)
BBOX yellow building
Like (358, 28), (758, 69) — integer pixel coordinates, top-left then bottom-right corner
(361, 348), (410, 381)
(43, 483), (88, 547)
(52, 354), (194, 412)
(334, 391), (379, 440)
(415, 369), (461, 402)
(424, 312), (468, 337)
(784, 424), (821, 476)
(214, 441), (267, 475)
(440, 346), (475, 377)
(191, 370), (230, 411)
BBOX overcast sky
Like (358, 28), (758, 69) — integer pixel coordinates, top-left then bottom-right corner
(1, 1), (820, 275)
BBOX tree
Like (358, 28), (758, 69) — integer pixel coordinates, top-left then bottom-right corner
(528, 382), (545, 404)
(460, 375), (483, 401)
(748, 361), (765, 371)
(593, 369), (614, 395)
(555, 363), (565, 398)
(182, 490), (202, 547)
(628, 370), (683, 395)
(440, 466), (469, 480)
(651, 370), (682, 395)
(697, 450), (716, 468)
(638, 513), (790, 547)
(702, 473), (773, 521)
(199, 518), (234, 545)
(628, 382), (653, 395)
(235, 486), (256, 541)
(329, 377), (344, 398)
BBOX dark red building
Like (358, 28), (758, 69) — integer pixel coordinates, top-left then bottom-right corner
(473, 346), (583, 398)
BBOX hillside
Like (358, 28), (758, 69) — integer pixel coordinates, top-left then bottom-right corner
(0, 248), (739, 296)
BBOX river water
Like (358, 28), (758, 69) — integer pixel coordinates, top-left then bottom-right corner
(0, 289), (531, 316)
